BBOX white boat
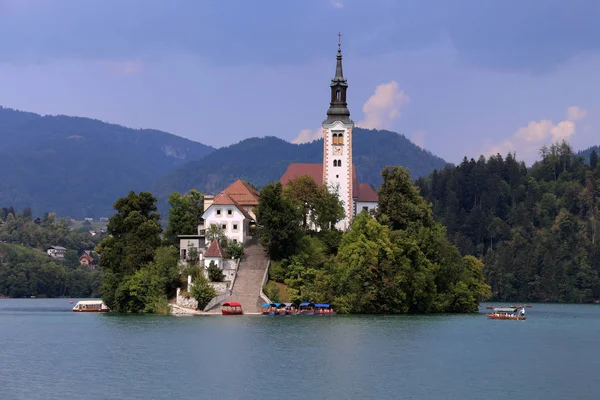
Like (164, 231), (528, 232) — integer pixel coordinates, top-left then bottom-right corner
(72, 300), (110, 312)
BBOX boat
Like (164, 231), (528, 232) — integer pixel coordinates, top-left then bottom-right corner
(487, 307), (526, 320)
(314, 303), (336, 316)
(72, 300), (110, 312)
(298, 302), (315, 315)
(221, 302), (243, 315)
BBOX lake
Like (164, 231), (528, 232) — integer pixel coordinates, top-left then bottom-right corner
(1, 300), (599, 399)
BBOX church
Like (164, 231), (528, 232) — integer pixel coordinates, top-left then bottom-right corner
(280, 36), (378, 230)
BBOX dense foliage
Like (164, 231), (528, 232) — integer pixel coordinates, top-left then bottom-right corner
(163, 190), (204, 246)
(262, 169), (489, 313)
(0, 207), (102, 298)
(0, 106), (214, 218)
(416, 142), (600, 303)
(97, 191), (179, 313)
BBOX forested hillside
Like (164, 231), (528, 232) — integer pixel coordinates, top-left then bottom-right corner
(153, 128), (447, 208)
(0, 207), (103, 298)
(416, 142), (600, 303)
(0, 107), (214, 218)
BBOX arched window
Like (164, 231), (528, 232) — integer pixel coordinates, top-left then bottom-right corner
(338, 133), (344, 145)
(338, 159), (342, 167)
(332, 133), (338, 145)
(333, 160), (338, 167)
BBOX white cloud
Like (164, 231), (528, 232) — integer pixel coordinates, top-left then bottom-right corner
(357, 81), (410, 130)
(331, 0), (344, 9)
(484, 106), (586, 164)
(293, 80), (410, 143)
(410, 130), (426, 149)
(292, 128), (322, 144)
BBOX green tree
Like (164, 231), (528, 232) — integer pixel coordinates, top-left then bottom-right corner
(283, 175), (319, 230)
(312, 185), (345, 231)
(96, 191), (162, 311)
(190, 274), (216, 310)
(591, 150), (599, 170)
(256, 182), (302, 260)
(207, 260), (224, 282)
(377, 166), (434, 231)
(205, 223), (227, 247)
(225, 239), (245, 259)
(164, 190), (204, 246)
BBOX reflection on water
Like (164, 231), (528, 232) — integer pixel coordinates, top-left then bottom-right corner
(1, 300), (600, 400)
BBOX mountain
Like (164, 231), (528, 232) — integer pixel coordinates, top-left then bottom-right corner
(578, 146), (600, 163)
(153, 128), (447, 206)
(0, 107), (214, 218)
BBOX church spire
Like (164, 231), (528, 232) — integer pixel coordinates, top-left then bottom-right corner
(324, 33), (351, 125)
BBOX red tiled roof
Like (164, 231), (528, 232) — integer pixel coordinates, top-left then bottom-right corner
(210, 192), (253, 220)
(280, 163), (324, 187)
(79, 254), (94, 263)
(356, 183), (379, 202)
(204, 240), (224, 258)
(280, 163), (361, 197)
(223, 179), (260, 206)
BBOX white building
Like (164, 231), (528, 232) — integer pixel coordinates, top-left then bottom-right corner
(280, 37), (378, 229)
(47, 246), (66, 259)
(202, 192), (253, 245)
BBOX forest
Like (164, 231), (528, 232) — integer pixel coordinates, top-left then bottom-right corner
(0, 207), (103, 298)
(416, 142), (600, 303)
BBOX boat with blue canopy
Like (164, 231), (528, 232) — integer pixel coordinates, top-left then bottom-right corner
(314, 304), (335, 315)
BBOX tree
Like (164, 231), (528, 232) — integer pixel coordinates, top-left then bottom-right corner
(96, 191), (162, 311)
(190, 274), (216, 310)
(283, 175), (320, 230)
(312, 185), (345, 231)
(164, 190), (204, 246)
(591, 150), (598, 170)
(225, 239), (244, 259)
(207, 260), (224, 282)
(205, 223), (227, 247)
(256, 182), (302, 260)
(377, 166), (434, 231)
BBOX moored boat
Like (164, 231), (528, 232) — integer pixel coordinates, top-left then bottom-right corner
(221, 302), (243, 315)
(487, 307), (526, 320)
(72, 300), (110, 312)
(314, 303), (336, 316)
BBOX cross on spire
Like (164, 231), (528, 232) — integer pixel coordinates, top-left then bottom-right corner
(337, 32), (342, 48)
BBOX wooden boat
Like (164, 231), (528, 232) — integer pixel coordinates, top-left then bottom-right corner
(314, 303), (336, 316)
(487, 307), (526, 320)
(298, 302), (315, 315)
(221, 302), (243, 315)
(72, 300), (110, 312)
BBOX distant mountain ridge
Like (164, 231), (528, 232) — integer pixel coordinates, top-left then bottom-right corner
(153, 128), (448, 209)
(0, 107), (215, 218)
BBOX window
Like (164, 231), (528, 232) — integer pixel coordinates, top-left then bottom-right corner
(336, 174), (339, 178)
(181, 249), (187, 260)
(222, 224), (227, 231)
(333, 160), (338, 167)
(233, 224), (238, 231)
(336, 90), (341, 101)
(332, 133), (338, 145)
(227, 209), (232, 216)
(216, 209), (221, 216)
(338, 159), (342, 167)
(362, 206), (369, 212)
(233, 239), (238, 243)
(338, 133), (344, 145)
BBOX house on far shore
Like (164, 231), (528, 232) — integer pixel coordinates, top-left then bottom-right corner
(99, 217), (109, 222)
(79, 251), (96, 269)
(47, 246), (66, 259)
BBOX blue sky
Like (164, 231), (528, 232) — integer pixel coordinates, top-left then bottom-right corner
(1, 0), (599, 164)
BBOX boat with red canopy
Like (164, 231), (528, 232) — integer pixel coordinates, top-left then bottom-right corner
(221, 302), (243, 315)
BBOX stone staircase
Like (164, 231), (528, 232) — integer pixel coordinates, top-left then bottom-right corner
(226, 241), (269, 314)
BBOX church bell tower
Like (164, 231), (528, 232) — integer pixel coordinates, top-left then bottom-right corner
(322, 33), (354, 230)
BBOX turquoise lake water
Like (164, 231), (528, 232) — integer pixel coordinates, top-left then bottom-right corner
(1, 299), (599, 399)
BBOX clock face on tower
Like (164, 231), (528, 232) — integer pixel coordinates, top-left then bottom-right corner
(333, 146), (343, 156)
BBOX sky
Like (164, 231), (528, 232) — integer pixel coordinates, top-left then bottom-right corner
(1, 0), (600, 164)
